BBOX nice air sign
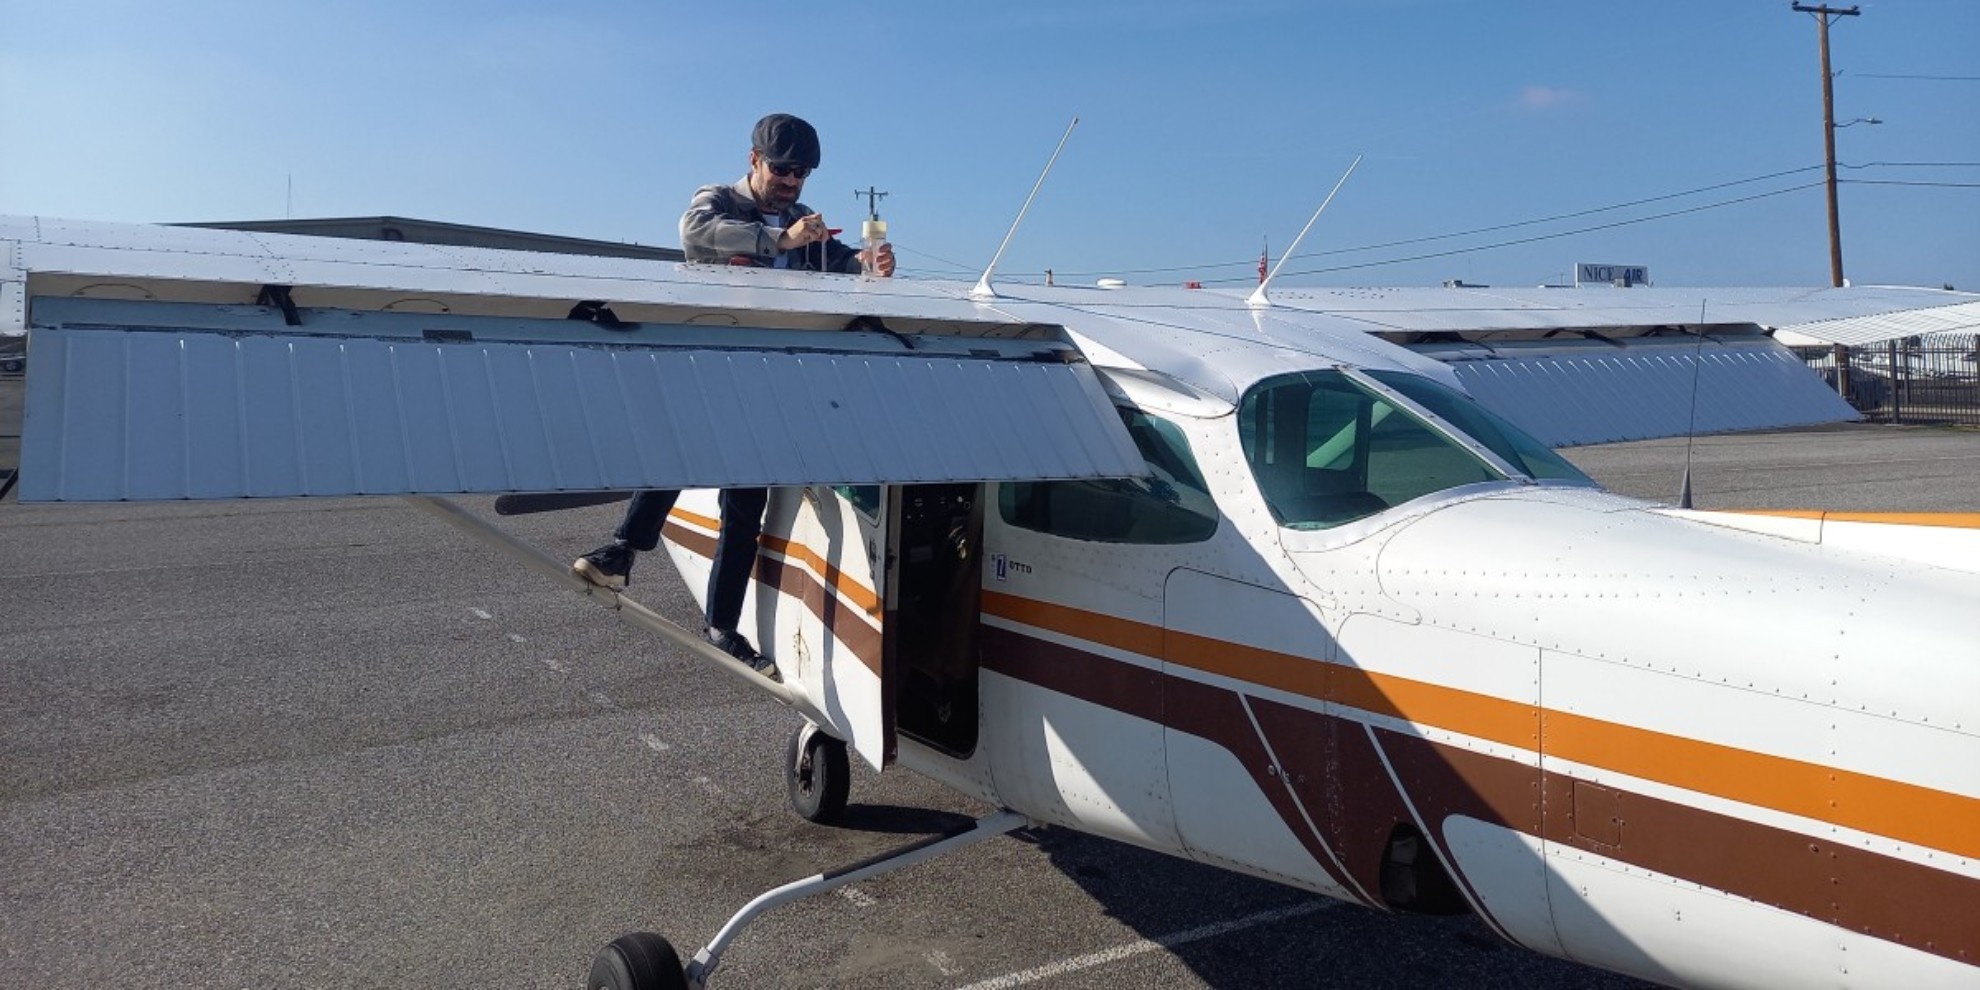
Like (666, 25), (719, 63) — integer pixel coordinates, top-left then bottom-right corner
(1576, 263), (1650, 287)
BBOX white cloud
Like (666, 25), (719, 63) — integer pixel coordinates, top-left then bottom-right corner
(1517, 85), (1585, 110)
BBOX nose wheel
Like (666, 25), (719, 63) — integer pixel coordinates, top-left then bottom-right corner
(786, 722), (850, 824)
(588, 932), (686, 990)
(591, 811), (1029, 989)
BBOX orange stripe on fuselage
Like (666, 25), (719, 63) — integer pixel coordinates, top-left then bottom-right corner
(1723, 509), (1980, 529)
(980, 589), (1980, 861)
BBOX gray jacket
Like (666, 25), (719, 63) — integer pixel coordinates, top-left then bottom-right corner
(679, 177), (863, 273)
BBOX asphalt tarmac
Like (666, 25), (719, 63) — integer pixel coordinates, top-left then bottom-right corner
(2, 390), (1974, 988)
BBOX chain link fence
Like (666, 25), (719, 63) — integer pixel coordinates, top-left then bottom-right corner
(1794, 334), (1980, 426)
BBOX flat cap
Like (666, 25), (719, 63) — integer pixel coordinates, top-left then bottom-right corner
(752, 113), (821, 168)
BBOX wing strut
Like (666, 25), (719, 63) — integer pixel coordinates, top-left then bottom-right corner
(401, 496), (796, 705)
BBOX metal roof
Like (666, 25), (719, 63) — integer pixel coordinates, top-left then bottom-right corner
(19, 298), (1145, 502)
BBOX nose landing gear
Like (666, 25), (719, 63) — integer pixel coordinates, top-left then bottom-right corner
(587, 810), (1030, 989)
(587, 932), (686, 990)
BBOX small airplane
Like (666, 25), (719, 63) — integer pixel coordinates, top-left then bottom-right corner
(3, 214), (1977, 990)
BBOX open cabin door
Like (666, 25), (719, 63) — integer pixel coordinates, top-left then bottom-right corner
(788, 484), (893, 771)
(789, 482), (984, 773)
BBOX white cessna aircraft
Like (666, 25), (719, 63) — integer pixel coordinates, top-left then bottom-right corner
(4, 215), (1977, 990)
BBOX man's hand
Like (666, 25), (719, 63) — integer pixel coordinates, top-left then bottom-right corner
(862, 241), (897, 278)
(777, 214), (830, 250)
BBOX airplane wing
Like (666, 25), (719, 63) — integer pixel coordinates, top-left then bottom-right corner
(2, 217), (1143, 502)
(1776, 296), (1980, 345)
(1257, 284), (1978, 446)
(7, 215), (1973, 490)
(986, 282), (1974, 447)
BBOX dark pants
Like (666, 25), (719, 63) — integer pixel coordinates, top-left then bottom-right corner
(614, 487), (769, 632)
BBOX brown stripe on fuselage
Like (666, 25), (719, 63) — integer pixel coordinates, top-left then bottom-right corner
(983, 622), (1980, 969)
(1248, 697), (1439, 907)
(660, 518), (883, 676)
(660, 536), (1978, 966)
(977, 623), (1360, 899)
(1539, 773), (1978, 963)
(978, 623), (1162, 723)
(1162, 675), (1363, 900)
(982, 593), (1976, 862)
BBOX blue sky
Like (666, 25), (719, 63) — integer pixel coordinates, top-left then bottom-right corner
(3, 0), (1975, 289)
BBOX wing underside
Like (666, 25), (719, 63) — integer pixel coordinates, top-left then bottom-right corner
(19, 297), (1144, 502)
(1439, 337), (1856, 447)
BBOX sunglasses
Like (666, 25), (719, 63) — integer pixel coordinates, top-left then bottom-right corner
(765, 162), (812, 179)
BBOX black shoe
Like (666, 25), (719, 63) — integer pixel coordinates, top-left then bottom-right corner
(573, 542), (635, 591)
(706, 627), (780, 683)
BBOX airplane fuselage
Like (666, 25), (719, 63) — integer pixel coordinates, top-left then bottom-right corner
(664, 382), (1980, 990)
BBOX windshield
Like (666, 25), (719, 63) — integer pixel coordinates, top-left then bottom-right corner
(1238, 369), (1590, 530)
(1363, 370), (1593, 484)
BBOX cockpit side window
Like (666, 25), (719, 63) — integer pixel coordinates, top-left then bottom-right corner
(999, 407), (1218, 544)
(1241, 370), (1508, 529)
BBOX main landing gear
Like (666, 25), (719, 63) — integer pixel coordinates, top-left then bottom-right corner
(588, 807), (1031, 990)
(786, 722), (850, 824)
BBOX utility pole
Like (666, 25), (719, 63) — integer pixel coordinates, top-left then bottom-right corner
(853, 186), (889, 221)
(1792, 3), (1859, 288)
(1792, 3), (1860, 401)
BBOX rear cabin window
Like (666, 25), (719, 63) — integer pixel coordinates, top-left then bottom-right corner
(999, 408), (1218, 544)
(833, 485), (881, 519)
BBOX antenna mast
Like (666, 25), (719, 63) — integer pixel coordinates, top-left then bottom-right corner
(971, 116), (1079, 300)
(1249, 155), (1362, 308)
(1677, 301), (1711, 509)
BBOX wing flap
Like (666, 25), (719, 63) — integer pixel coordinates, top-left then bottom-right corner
(19, 298), (1144, 502)
(1443, 338), (1857, 447)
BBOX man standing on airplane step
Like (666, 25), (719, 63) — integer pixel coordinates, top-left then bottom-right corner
(572, 113), (895, 682)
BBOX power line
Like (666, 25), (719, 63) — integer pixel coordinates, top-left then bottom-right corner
(1856, 73), (1980, 81)
(980, 161), (1963, 286)
(891, 244), (978, 274)
(1195, 181), (1826, 284)
(1843, 160), (1980, 169)
(1046, 164), (1830, 278)
(1843, 179), (1980, 189)
(1292, 166), (1828, 263)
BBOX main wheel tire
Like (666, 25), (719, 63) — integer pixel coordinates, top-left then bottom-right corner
(587, 932), (686, 990)
(786, 724), (850, 824)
